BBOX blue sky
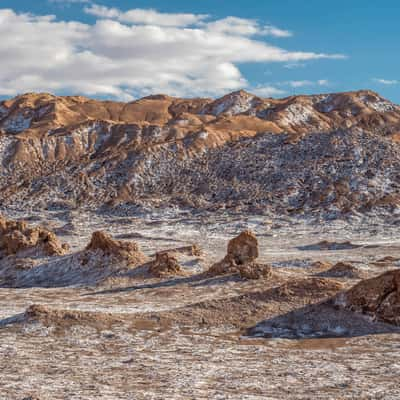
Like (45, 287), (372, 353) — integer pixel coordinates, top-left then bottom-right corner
(1, 0), (399, 102)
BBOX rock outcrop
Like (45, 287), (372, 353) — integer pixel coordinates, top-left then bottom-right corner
(156, 244), (202, 258)
(0, 215), (68, 257)
(337, 270), (400, 325)
(226, 230), (259, 264)
(207, 230), (271, 279)
(148, 252), (184, 277)
(84, 231), (146, 265)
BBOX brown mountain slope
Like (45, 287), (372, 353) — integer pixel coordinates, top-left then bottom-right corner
(0, 89), (399, 216)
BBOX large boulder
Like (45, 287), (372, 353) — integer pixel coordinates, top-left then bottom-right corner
(336, 269), (400, 325)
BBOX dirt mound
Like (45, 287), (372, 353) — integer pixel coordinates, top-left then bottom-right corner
(0, 230), (148, 288)
(337, 269), (400, 325)
(373, 256), (400, 267)
(85, 231), (146, 265)
(0, 216), (68, 257)
(310, 261), (333, 270)
(159, 277), (343, 329)
(237, 262), (272, 280)
(277, 277), (344, 300)
(317, 262), (361, 278)
(156, 244), (202, 257)
(207, 230), (270, 279)
(24, 304), (120, 330)
(148, 252), (185, 277)
(298, 241), (361, 251)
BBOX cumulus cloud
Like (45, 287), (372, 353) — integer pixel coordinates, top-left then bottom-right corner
(373, 78), (398, 85)
(84, 4), (208, 27)
(0, 7), (345, 99)
(202, 16), (291, 37)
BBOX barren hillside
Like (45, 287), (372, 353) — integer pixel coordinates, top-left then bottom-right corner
(1, 90), (400, 217)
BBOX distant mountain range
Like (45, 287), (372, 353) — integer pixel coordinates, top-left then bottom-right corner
(1, 89), (400, 218)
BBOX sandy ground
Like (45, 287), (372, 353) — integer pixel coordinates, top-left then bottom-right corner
(1, 209), (400, 399)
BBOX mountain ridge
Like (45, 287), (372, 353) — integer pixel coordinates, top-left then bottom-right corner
(1, 89), (400, 217)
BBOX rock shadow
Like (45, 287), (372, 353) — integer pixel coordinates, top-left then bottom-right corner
(247, 300), (400, 340)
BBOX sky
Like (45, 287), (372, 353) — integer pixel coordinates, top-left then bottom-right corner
(0, 0), (399, 102)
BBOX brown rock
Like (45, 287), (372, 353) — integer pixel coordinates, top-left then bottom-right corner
(206, 230), (269, 280)
(317, 262), (361, 278)
(85, 231), (146, 265)
(226, 230), (259, 265)
(206, 257), (238, 277)
(156, 244), (202, 257)
(0, 215), (67, 257)
(338, 269), (400, 325)
(238, 262), (272, 280)
(148, 252), (184, 277)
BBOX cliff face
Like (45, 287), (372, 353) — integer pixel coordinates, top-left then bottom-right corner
(0, 89), (399, 216)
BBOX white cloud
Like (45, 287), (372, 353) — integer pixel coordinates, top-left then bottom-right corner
(84, 4), (208, 27)
(203, 16), (291, 37)
(251, 85), (286, 97)
(373, 78), (398, 85)
(285, 80), (330, 88)
(261, 25), (292, 37)
(0, 8), (345, 99)
(85, 5), (291, 36)
(50, 0), (90, 4)
(288, 80), (312, 88)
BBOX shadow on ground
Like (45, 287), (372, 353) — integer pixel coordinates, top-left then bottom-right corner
(247, 300), (400, 339)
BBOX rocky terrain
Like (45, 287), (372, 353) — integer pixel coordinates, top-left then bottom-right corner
(2, 89), (400, 399)
(0, 208), (400, 399)
(1, 89), (400, 218)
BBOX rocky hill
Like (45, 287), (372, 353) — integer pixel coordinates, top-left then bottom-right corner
(0, 89), (400, 217)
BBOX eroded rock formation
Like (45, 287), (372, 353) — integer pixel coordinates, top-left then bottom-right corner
(148, 252), (184, 277)
(0, 215), (68, 257)
(84, 231), (146, 265)
(207, 230), (271, 279)
(337, 270), (400, 325)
